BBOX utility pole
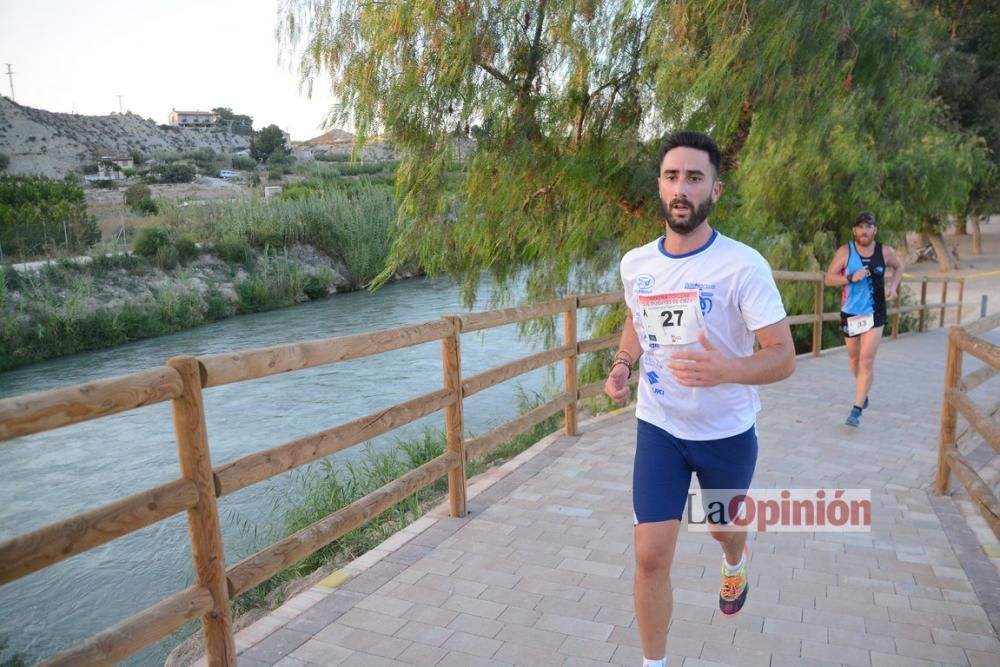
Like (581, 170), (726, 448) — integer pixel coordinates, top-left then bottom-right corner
(4, 64), (15, 101)
(116, 94), (124, 113)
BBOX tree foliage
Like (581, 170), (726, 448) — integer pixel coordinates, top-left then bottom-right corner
(0, 174), (100, 256)
(280, 0), (989, 300)
(213, 107), (255, 135)
(930, 0), (1000, 215)
(252, 124), (291, 164)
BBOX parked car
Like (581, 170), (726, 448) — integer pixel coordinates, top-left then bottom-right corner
(219, 169), (239, 179)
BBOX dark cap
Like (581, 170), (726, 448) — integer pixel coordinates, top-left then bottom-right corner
(853, 212), (877, 227)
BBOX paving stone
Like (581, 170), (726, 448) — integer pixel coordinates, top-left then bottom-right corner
(894, 638), (971, 665)
(287, 638), (354, 666)
(395, 642), (448, 666)
(394, 619), (454, 647)
(801, 638), (871, 667)
(700, 641), (772, 666)
(440, 629), (503, 658)
(337, 628), (411, 660)
(240, 628), (313, 664)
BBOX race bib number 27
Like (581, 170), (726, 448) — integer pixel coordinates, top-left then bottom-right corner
(639, 290), (704, 346)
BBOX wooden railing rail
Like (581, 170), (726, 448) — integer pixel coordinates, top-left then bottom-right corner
(936, 311), (1000, 541)
(0, 272), (966, 665)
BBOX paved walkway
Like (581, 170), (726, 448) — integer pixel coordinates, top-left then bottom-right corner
(226, 327), (1000, 667)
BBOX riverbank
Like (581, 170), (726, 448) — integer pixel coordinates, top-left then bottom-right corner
(0, 243), (367, 372)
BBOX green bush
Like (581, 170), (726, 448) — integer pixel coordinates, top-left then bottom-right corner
(204, 287), (234, 320)
(0, 153), (9, 171)
(279, 183), (318, 201)
(314, 152), (349, 162)
(231, 155), (257, 170)
(236, 276), (271, 313)
(133, 198), (160, 215)
(124, 183), (152, 208)
(154, 243), (179, 269)
(131, 225), (172, 260)
(174, 235), (199, 263)
(303, 275), (328, 300)
(157, 162), (196, 183)
(91, 179), (117, 190)
(183, 148), (218, 173)
(213, 236), (254, 265)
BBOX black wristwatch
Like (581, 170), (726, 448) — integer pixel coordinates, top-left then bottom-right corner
(846, 274), (853, 284)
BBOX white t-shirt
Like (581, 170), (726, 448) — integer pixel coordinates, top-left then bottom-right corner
(621, 229), (787, 440)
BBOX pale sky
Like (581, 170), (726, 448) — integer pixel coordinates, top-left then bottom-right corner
(0, 0), (340, 141)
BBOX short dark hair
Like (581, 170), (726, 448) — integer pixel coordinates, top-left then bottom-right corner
(854, 212), (878, 226)
(659, 131), (722, 178)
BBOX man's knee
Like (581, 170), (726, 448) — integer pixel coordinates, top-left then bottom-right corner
(634, 522), (679, 575)
(635, 543), (673, 576)
(859, 354), (877, 372)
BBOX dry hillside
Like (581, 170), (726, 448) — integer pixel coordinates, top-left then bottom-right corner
(0, 96), (251, 178)
(292, 128), (397, 161)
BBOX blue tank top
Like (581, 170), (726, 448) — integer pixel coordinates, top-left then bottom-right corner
(841, 242), (886, 317)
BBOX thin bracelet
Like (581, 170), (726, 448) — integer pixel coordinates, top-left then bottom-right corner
(614, 350), (633, 365)
(611, 358), (632, 378)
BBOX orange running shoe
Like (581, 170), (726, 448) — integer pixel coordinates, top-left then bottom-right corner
(719, 545), (750, 616)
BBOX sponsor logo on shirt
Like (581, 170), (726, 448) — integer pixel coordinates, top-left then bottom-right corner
(635, 274), (655, 293)
(646, 370), (665, 395)
(685, 281), (716, 315)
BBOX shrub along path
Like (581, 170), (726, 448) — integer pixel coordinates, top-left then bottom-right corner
(208, 324), (1000, 667)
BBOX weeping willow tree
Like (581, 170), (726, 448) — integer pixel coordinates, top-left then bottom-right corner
(279, 0), (987, 301)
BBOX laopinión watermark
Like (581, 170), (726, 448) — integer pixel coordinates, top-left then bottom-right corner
(686, 488), (872, 532)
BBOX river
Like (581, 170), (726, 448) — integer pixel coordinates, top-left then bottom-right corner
(0, 276), (573, 665)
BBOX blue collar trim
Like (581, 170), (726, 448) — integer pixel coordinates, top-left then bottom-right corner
(658, 229), (718, 259)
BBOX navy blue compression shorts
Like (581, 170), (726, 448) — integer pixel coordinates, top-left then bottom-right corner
(632, 419), (758, 524)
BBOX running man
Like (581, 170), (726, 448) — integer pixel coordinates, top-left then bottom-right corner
(824, 212), (904, 427)
(604, 131), (795, 667)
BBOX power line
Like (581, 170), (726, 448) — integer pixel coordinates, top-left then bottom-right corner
(4, 64), (15, 101)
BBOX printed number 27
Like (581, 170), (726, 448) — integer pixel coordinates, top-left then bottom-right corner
(660, 309), (683, 327)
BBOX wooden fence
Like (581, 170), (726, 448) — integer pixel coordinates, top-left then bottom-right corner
(935, 311), (1000, 540)
(0, 273), (966, 665)
(774, 272), (965, 354)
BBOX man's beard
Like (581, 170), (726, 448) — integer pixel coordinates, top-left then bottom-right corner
(664, 196), (715, 235)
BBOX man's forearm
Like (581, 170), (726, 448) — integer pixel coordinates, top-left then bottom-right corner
(725, 342), (796, 385)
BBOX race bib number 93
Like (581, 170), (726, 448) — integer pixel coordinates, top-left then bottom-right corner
(639, 290), (704, 346)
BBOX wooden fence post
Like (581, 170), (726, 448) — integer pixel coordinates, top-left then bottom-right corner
(563, 297), (579, 435)
(166, 356), (235, 667)
(441, 316), (467, 518)
(936, 330), (963, 496)
(812, 278), (823, 355)
(939, 282), (949, 329)
(956, 279), (965, 325)
(918, 279), (928, 332)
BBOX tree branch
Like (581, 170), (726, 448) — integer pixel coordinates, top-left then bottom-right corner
(522, 0), (548, 95)
(521, 174), (561, 211)
(474, 59), (515, 89)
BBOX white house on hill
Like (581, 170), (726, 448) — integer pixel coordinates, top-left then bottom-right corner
(168, 109), (216, 127)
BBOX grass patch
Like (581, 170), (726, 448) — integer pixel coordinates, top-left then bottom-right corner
(229, 387), (562, 615)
